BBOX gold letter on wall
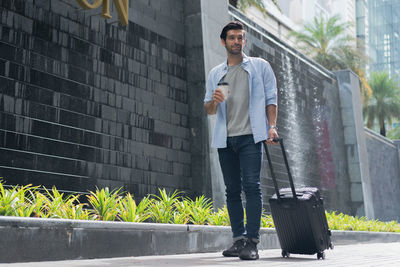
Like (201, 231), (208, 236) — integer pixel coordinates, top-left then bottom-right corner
(77, 0), (129, 26)
(113, 0), (129, 26)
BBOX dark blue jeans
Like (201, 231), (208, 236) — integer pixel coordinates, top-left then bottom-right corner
(218, 135), (263, 242)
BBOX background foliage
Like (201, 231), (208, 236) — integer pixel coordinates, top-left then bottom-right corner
(363, 71), (400, 137)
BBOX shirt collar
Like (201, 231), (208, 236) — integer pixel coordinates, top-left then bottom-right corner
(223, 53), (249, 70)
(242, 53), (249, 65)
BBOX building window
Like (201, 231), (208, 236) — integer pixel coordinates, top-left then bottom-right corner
(383, 33), (391, 75)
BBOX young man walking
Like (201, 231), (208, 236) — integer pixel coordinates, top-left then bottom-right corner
(204, 21), (279, 260)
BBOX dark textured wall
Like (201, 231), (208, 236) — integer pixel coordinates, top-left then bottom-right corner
(0, 0), (201, 198)
(365, 129), (400, 221)
(230, 8), (351, 213)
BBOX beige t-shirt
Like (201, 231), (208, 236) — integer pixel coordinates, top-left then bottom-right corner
(224, 64), (252, 137)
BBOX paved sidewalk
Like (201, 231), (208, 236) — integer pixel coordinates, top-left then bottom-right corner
(2, 242), (400, 267)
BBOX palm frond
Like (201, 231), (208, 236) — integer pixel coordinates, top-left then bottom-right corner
(364, 71), (400, 136)
(289, 14), (363, 73)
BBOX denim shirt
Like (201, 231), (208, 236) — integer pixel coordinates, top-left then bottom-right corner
(204, 54), (277, 148)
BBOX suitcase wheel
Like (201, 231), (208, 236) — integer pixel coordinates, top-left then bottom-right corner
(317, 251), (325, 260)
(281, 250), (290, 258)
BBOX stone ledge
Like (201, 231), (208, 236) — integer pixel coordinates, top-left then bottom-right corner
(1, 216), (399, 263)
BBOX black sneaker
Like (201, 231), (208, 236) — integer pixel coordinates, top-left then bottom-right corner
(239, 239), (259, 260)
(222, 238), (246, 257)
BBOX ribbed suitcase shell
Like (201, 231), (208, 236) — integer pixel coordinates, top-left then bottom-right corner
(263, 140), (333, 259)
(269, 187), (332, 255)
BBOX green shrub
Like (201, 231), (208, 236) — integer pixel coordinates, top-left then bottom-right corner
(208, 206), (230, 226)
(14, 189), (47, 218)
(148, 188), (181, 223)
(172, 198), (191, 224)
(0, 182), (30, 216)
(0, 180), (399, 233)
(326, 211), (400, 232)
(87, 187), (121, 221)
(261, 212), (274, 228)
(187, 195), (213, 225)
(43, 187), (81, 219)
(57, 196), (91, 220)
(118, 193), (151, 223)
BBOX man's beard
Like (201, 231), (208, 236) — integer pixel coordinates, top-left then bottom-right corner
(226, 45), (242, 55)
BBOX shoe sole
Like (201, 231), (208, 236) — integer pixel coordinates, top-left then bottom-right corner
(222, 253), (239, 257)
(239, 254), (259, 260)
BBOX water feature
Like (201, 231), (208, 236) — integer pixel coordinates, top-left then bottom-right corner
(230, 7), (352, 212)
(279, 52), (307, 186)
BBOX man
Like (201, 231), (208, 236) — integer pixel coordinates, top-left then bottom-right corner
(204, 21), (278, 260)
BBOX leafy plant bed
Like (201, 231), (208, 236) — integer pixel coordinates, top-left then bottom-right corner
(1, 180), (399, 232)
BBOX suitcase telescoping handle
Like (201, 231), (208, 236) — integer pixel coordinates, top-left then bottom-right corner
(263, 138), (297, 200)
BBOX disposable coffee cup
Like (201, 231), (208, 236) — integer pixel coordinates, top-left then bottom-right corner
(218, 82), (230, 100)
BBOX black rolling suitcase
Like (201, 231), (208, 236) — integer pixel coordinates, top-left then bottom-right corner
(263, 138), (333, 260)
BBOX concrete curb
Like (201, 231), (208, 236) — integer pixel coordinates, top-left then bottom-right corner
(1, 216), (399, 263)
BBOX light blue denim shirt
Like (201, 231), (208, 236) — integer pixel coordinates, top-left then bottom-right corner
(204, 54), (277, 148)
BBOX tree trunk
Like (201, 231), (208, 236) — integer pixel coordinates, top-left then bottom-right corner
(229, 0), (238, 8)
(380, 123), (386, 136)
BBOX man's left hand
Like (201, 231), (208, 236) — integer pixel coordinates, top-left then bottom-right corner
(265, 128), (279, 145)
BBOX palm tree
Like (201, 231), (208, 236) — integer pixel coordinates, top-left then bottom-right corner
(289, 15), (352, 69)
(363, 72), (400, 137)
(289, 15), (372, 103)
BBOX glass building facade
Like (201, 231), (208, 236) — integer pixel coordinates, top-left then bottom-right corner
(368, 0), (400, 78)
(356, 0), (368, 62)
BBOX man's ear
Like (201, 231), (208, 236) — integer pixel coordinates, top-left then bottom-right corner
(220, 38), (226, 47)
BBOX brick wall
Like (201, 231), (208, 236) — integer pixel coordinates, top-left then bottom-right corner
(0, 0), (195, 198)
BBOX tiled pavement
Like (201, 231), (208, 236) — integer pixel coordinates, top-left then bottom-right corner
(2, 242), (400, 267)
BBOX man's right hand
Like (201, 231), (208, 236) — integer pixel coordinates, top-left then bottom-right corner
(212, 88), (225, 104)
(205, 89), (225, 115)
